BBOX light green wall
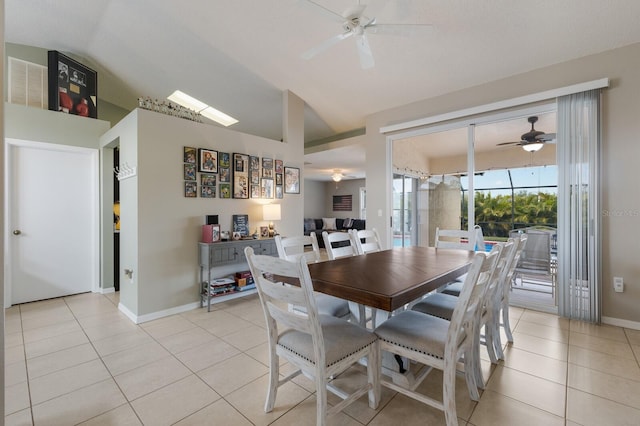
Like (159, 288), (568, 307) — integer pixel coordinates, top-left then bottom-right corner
(303, 179), (325, 218)
(365, 42), (640, 324)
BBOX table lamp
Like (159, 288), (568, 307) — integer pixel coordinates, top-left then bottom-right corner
(263, 204), (281, 237)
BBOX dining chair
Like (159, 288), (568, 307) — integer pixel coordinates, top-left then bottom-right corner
(352, 228), (382, 255)
(411, 243), (511, 390)
(274, 234), (351, 320)
(245, 247), (380, 425)
(322, 230), (370, 326)
(322, 230), (358, 260)
(374, 248), (500, 426)
(435, 227), (474, 250)
(499, 234), (528, 346)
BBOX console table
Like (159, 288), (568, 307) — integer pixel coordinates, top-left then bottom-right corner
(199, 238), (277, 311)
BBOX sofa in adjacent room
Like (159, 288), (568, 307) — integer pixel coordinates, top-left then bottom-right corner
(303, 217), (366, 248)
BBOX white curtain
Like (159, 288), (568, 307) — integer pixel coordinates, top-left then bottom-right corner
(556, 89), (601, 322)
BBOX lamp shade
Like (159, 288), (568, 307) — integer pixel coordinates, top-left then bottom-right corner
(263, 204), (281, 221)
(522, 142), (544, 152)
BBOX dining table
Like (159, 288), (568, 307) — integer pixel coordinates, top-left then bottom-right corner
(305, 245), (476, 386)
(307, 245), (476, 312)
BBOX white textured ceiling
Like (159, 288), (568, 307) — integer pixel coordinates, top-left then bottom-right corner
(6, 1), (640, 180)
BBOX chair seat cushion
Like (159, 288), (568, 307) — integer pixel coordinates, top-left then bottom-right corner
(441, 281), (464, 296)
(374, 310), (450, 359)
(278, 315), (377, 367)
(316, 294), (351, 318)
(294, 293), (350, 318)
(411, 293), (458, 320)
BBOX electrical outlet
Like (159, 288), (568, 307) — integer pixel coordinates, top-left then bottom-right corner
(613, 277), (624, 293)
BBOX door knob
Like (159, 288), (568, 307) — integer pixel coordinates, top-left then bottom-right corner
(13, 230), (21, 235)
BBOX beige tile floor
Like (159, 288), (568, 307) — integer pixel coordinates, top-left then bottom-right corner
(5, 292), (640, 425)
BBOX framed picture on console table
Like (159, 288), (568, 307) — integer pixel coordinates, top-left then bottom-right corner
(47, 50), (98, 118)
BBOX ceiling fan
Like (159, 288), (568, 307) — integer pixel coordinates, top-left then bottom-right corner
(331, 169), (356, 182)
(496, 116), (557, 152)
(300, 0), (432, 69)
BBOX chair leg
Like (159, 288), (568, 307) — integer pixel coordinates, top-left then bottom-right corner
(483, 321), (499, 365)
(316, 373), (327, 426)
(502, 304), (514, 343)
(463, 350), (479, 401)
(443, 357), (459, 426)
(368, 341), (381, 409)
(265, 351), (279, 412)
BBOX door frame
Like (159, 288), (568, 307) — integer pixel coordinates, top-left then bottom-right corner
(4, 138), (100, 307)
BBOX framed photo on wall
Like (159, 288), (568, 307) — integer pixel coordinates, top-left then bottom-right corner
(276, 185), (283, 199)
(220, 183), (231, 199)
(275, 159), (283, 174)
(261, 178), (274, 199)
(233, 153), (249, 198)
(201, 174), (216, 187)
(184, 164), (196, 181)
(48, 50), (98, 118)
(184, 147), (196, 164)
(284, 167), (300, 194)
(184, 181), (197, 198)
(199, 149), (218, 173)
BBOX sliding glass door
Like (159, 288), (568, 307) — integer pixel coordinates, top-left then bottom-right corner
(392, 174), (417, 247)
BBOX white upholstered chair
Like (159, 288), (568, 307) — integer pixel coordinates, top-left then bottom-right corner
(322, 230), (358, 260)
(435, 227), (474, 250)
(499, 234), (528, 346)
(322, 230), (372, 326)
(352, 228), (382, 255)
(245, 247), (380, 425)
(411, 243), (510, 390)
(274, 234), (351, 320)
(374, 248), (500, 426)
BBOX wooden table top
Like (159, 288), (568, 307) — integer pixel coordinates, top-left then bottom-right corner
(307, 246), (476, 311)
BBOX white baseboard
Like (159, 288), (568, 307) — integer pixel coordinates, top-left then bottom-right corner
(118, 301), (201, 324)
(602, 316), (640, 331)
(99, 287), (115, 294)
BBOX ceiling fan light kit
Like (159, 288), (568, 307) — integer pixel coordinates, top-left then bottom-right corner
(496, 116), (556, 152)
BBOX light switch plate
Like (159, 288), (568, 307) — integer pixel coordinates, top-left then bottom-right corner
(613, 277), (624, 292)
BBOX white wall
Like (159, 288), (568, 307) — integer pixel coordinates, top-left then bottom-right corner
(103, 108), (304, 319)
(365, 42), (640, 324)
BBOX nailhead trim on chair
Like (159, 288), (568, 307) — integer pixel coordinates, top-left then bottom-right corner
(278, 342), (376, 367)
(378, 338), (444, 360)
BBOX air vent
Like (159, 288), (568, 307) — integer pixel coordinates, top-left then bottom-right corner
(8, 56), (48, 109)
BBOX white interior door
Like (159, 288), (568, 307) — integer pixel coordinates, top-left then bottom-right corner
(5, 139), (98, 305)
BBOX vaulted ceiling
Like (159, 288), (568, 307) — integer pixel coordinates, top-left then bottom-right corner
(6, 1), (640, 180)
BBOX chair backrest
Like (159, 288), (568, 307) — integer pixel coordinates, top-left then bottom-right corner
(516, 230), (550, 272)
(474, 225), (486, 252)
(502, 234), (528, 301)
(435, 227), (474, 250)
(482, 240), (516, 311)
(447, 246), (501, 356)
(274, 234), (321, 264)
(245, 246), (324, 357)
(352, 228), (382, 255)
(322, 231), (358, 260)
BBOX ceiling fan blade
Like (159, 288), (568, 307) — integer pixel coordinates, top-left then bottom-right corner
(299, 0), (344, 23)
(301, 32), (352, 60)
(356, 34), (374, 69)
(366, 23), (434, 36)
(538, 133), (556, 141)
(496, 141), (523, 146)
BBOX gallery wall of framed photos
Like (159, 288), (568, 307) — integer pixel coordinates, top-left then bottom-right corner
(182, 146), (296, 201)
